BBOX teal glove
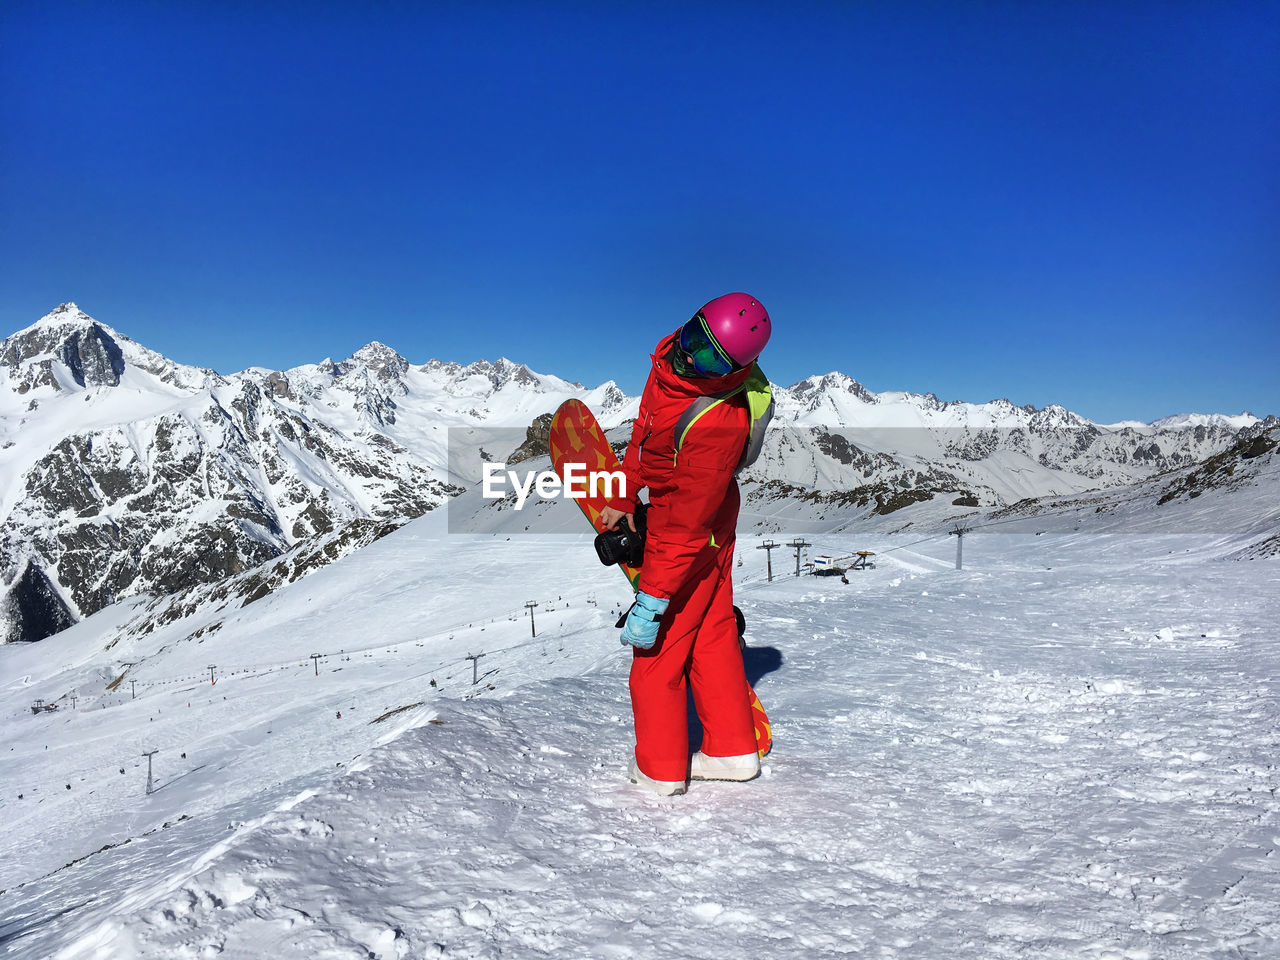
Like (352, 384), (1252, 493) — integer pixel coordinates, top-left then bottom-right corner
(620, 591), (670, 649)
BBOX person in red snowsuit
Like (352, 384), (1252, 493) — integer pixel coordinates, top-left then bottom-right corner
(600, 293), (773, 795)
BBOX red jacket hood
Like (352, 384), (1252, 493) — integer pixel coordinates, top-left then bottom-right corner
(650, 331), (756, 399)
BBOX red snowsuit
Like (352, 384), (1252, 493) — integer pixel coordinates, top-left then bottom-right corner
(610, 333), (758, 782)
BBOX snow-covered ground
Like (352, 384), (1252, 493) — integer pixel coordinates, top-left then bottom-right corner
(2, 504), (1278, 957)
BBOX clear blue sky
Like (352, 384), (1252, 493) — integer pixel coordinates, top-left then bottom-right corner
(2, 1), (1276, 423)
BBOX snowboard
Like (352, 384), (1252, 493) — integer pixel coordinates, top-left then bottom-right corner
(549, 398), (772, 758)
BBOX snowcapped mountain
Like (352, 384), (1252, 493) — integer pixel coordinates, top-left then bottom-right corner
(0, 305), (630, 645)
(750, 370), (1269, 523)
(979, 421), (1280, 558)
(1, 303), (1271, 645)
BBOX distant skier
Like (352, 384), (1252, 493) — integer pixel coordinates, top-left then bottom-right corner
(599, 293), (774, 795)
(336, 711), (342, 719)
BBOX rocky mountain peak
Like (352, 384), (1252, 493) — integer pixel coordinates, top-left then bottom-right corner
(490, 357), (542, 389)
(2, 304), (126, 389)
(6, 303), (103, 354)
(598, 382), (628, 410)
(3, 304), (223, 395)
(344, 342), (410, 382)
(36, 302), (94, 327)
(917, 392), (947, 412)
(446, 357), (544, 391)
(420, 358), (463, 375)
(788, 371), (878, 406)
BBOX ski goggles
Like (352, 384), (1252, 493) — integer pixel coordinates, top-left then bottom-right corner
(676, 312), (738, 378)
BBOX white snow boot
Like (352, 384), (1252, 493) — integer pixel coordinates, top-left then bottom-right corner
(689, 751), (760, 782)
(628, 759), (687, 796)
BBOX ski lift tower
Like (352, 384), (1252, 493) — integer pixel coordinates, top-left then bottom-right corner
(950, 525), (971, 570)
(465, 652), (486, 685)
(789, 539), (812, 577)
(143, 749), (159, 795)
(757, 540), (778, 582)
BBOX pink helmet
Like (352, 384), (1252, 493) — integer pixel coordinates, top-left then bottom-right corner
(698, 292), (771, 368)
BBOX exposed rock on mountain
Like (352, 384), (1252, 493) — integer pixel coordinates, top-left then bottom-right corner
(1156, 425), (1278, 506)
(6, 561), (75, 644)
(508, 413), (555, 465)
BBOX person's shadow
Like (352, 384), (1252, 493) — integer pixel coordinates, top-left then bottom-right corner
(743, 644), (784, 687)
